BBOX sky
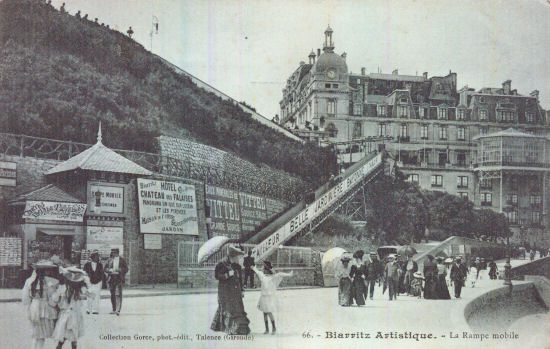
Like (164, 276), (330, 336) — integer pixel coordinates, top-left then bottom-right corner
(52, 0), (550, 120)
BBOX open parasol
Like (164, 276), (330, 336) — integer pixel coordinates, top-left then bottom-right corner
(397, 245), (417, 257)
(197, 236), (231, 264)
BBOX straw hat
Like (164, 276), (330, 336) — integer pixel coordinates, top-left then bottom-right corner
(60, 266), (87, 283)
(32, 260), (58, 270)
(413, 272), (424, 279)
(228, 245), (245, 258)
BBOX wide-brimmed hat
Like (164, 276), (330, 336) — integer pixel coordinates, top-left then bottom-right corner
(228, 245), (245, 258)
(413, 272), (424, 279)
(436, 256), (445, 262)
(32, 260), (58, 270)
(369, 252), (378, 256)
(444, 257), (453, 263)
(341, 253), (352, 262)
(387, 254), (397, 260)
(60, 266), (87, 283)
(353, 250), (365, 259)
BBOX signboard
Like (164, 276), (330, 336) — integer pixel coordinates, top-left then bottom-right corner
(266, 198), (288, 220)
(22, 201), (87, 222)
(252, 153), (383, 260)
(143, 234), (162, 250)
(239, 192), (267, 234)
(89, 184), (124, 213)
(0, 161), (16, 187)
(137, 179), (198, 235)
(86, 226), (124, 258)
(0, 238), (22, 266)
(205, 185), (241, 239)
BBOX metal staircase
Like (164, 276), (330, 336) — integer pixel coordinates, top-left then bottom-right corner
(247, 151), (386, 260)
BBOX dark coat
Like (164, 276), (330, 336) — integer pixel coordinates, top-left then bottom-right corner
(83, 261), (105, 285)
(450, 263), (468, 282)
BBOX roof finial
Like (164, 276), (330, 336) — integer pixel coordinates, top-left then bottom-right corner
(97, 121), (102, 144)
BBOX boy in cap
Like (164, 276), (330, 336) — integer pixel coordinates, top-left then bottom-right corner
(252, 260), (293, 334)
(83, 250), (104, 314)
(384, 254), (400, 300)
(105, 248), (128, 315)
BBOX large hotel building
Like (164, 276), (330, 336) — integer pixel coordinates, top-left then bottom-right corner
(278, 27), (550, 246)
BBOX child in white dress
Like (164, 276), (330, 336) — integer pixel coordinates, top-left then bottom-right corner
(252, 261), (293, 334)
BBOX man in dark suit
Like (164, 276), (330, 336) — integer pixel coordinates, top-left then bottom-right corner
(83, 250), (104, 314)
(450, 256), (468, 298)
(105, 248), (128, 315)
(243, 250), (255, 288)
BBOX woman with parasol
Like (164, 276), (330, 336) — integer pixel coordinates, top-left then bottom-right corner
(21, 260), (60, 349)
(52, 266), (91, 349)
(210, 244), (251, 335)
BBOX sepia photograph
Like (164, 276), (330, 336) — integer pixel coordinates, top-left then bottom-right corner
(0, 0), (549, 348)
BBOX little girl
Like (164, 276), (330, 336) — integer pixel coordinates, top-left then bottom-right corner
(252, 261), (293, 334)
(52, 266), (91, 349)
(21, 261), (60, 349)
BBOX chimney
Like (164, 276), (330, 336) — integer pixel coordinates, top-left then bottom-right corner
(317, 48), (321, 57)
(530, 90), (539, 101)
(423, 72), (428, 79)
(361, 67), (366, 75)
(502, 80), (511, 95)
(392, 69), (398, 75)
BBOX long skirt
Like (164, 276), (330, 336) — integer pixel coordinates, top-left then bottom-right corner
(435, 275), (451, 299)
(338, 278), (352, 306)
(211, 287), (250, 335)
(423, 276), (437, 299)
(53, 303), (85, 342)
(31, 319), (56, 339)
(350, 278), (366, 306)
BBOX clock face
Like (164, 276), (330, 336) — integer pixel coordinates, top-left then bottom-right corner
(327, 70), (336, 79)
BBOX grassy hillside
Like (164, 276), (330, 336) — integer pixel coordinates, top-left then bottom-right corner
(0, 0), (337, 185)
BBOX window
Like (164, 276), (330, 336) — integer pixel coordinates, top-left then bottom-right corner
(457, 152), (466, 166)
(480, 179), (492, 189)
(400, 98), (408, 103)
(526, 113), (535, 123)
(507, 194), (518, 204)
(353, 104), (361, 116)
(458, 192), (469, 199)
(457, 109), (465, 120)
(378, 123), (386, 137)
(480, 97), (486, 103)
(481, 193), (492, 206)
(418, 108), (425, 118)
(325, 83), (331, 88)
(438, 108), (448, 120)
(481, 126), (488, 135)
(431, 175), (443, 187)
(498, 111), (515, 122)
(399, 106), (408, 117)
(457, 127), (465, 141)
(420, 125), (428, 139)
(457, 176), (468, 188)
(377, 105), (386, 117)
(332, 84), (339, 88)
(327, 100), (336, 115)
(530, 195), (542, 205)
(532, 211), (541, 223)
(506, 211), (518, 224)
(439, 126), (448, 140)
(479, 109), (488, 121)
(352, 122), (362, 139)
(408, 174), (419, 184)
(400, 124), (408, 138)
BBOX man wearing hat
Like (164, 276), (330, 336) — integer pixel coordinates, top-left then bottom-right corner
(450, 256), (468, 298)
(105, 248), (128, 315)
(83, 250), (104, 314)
(365, 252), (382, 300)
(384, 254), (400, 301)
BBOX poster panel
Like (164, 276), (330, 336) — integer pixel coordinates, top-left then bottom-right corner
(22, 201), (87, 222)
(238, 192), (267, 234)
(205, 185), (241, 239)
(86, 226), (124, 258)
(89, 184), (124, 213)
(137, 179), (198, 235)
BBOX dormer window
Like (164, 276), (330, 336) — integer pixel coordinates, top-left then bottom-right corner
(479, 109), (488, 121)
(457, 109), (465, 120)
(418, 107), (425, 118)
(377, 105), (386, 117)
(526, 113), (535, 123)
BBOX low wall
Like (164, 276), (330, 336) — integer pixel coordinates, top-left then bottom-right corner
(510, 256), (550, 280)
(177, 267), (316, 289)
(464, 282), (548, 331)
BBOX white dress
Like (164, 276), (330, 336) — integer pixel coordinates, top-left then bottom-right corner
(252, 266), (292, 313)
(52, 284), (88, 342)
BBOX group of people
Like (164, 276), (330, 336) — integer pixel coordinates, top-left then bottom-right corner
(210, 245), (293, 336)
(22, 248), (127, 349)
(336, 251), (476, 304)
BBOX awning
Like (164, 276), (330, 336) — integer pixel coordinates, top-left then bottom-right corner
(38, 227), (79, 236)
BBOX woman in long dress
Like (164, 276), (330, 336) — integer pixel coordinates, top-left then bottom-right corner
(435, 257), (451, 299)
(52, 266), (91, 349)
(350, 250), (366, 306)
(335, 255), (353, 306)
(211, 245), (251, 335)
(422, 255), (437, 299)
(251, 261), (293, 334)
(21, 261), (60, 349)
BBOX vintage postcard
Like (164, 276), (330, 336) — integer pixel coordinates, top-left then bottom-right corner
(0, 0), (549, 348)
